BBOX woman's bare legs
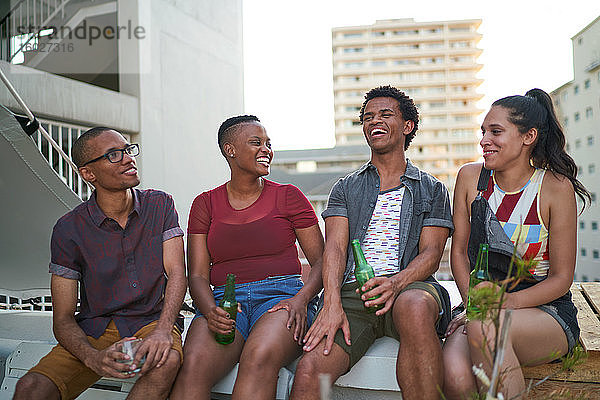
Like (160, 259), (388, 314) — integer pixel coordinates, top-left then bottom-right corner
(170, 317), (244, 400)
(443, 328), (477, 399)
(467, 308), (568, 399)
(232, 309), (302, 400)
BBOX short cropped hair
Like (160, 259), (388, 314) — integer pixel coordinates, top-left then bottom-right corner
(359, 86), (419, 150)
(217, 115), (261, 156)
(72, 127), (115, 167)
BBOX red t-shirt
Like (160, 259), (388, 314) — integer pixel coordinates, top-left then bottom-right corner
(188, 179), (318, 286)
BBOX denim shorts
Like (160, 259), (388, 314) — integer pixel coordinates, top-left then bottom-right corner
(194, 274), (318, 340)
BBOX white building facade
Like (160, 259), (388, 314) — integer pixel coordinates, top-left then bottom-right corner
(551, 16), (600, 281)
(331, 18), (484, 191)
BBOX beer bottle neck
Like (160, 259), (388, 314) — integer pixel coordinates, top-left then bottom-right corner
(223, 275), (236, 299)
(351, 242), (368, 266)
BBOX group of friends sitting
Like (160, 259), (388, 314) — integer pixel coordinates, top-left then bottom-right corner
(13, 85), (590, 400)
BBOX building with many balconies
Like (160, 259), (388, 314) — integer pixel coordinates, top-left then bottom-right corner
(551, 15), (600, 282)
(330, 18), (483, 191)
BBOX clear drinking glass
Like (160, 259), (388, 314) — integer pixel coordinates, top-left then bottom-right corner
(118, 338), (146, 373)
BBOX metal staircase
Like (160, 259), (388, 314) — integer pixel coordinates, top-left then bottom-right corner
(0, 64), (92, 199)
(0, 0), (72, 64)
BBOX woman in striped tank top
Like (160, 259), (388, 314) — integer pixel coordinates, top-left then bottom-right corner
(442, 89), (591, 399)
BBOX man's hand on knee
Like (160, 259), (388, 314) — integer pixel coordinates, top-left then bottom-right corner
(135, 328), (173, 375)
(302, 303), (350, 355)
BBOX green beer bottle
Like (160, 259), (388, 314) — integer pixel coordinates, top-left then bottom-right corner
(466, 243), (489, 318)
(351, 239), (382, 313)
(215, 274), (238, 345)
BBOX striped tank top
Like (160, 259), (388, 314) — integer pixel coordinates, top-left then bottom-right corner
(482, 168), (549, 278)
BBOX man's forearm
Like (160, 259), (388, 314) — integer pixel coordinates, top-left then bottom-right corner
(395, 247), (443, 287)
(54, 317), (98, 368)
(156, 266), (187, 332)
(322, 248), (346, 306)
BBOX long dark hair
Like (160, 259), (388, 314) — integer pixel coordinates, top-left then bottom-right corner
(493, 88), (591, 211)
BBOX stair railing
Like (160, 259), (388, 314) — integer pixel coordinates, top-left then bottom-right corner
(0, 0), (72, 63)
(0, 65), (93, 197)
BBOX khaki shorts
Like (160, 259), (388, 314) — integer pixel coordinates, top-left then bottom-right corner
(29, 320), (183, 400)
(331, 280), (447, 369)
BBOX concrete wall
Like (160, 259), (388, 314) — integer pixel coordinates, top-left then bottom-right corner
(119, 0), (244, 229)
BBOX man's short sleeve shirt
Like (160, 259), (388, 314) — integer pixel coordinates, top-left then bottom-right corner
(322, 159), (454, 284)
(49, 188), (184, 339)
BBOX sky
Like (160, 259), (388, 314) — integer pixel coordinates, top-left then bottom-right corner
(242, 0), (600, 150)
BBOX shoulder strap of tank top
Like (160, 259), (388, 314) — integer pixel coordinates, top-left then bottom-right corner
(477, 166), (491, 192)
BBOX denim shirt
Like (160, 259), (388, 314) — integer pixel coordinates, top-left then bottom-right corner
(322, 159), (454, 285)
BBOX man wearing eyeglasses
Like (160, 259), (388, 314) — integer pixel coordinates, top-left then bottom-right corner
(14, 127), (186, 400)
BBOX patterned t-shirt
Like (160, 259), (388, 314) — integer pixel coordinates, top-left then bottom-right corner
(483, 168), (550, 277)
(347, 186), (405, 283)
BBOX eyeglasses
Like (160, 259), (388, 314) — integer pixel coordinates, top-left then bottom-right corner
(81, 143), (140, 166)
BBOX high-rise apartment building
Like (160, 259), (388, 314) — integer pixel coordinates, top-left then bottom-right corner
(331, 18), (483, 190)
(551, 16), (600, 282)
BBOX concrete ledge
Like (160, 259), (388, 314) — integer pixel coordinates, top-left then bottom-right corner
(0, 61), (139, 132)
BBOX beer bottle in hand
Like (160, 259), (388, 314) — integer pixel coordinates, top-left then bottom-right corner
(466, 243), (489, 318)
(215, 273), (237, 345)
(351, 239), (382, 313)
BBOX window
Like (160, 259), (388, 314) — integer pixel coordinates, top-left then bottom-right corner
(450, 41), (470, 48)
(393, 59), (419, 66)
(343, 47), (363, 53)
(452, 56), (472, 63)
(585, 79), (591, 89)
(588, 136), (595, 146)
(393, 29), (418, 35)
(578, 165), (584, 176)
(592, 192), (597, 204)
(580, 221), (585, 229)
(592, 221), (598, 231)
(577, 36), (583, 45)
(575, 139), (581, 148)
(594, 250), (599, 259)
(372, 60), (386, 67)
(451, 129), (474, 138)
(428, 86), (445, 93)
(344, 62), (364, 68)
(563, 117), (568, 126)
(454, 115), (472, 122)
(371, 31), (385, 37)
(586, 107), (593, 118)
(429, 101), (445, 108)
(450, 27), (470, 33)
(343, 32), (362, 38)
(581, 248), (587, 257)
(589, 164), (596, 174)
(424, 57), (443, 64)
(574, 112), (580, 121)
(574, 85), (579, 94)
